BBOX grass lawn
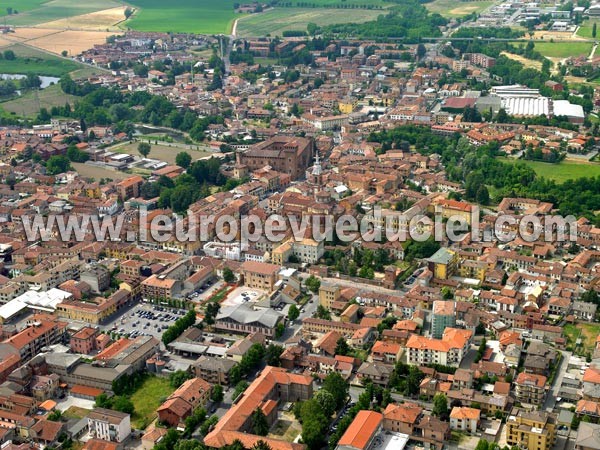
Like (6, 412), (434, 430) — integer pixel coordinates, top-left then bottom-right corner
(130, 376), (174, 429)
(497, 157), (600, 183)
(62, 406), (91, 420)
(564, 322), (600, 355)
(125, 0), (237, 34)
(0, 84), (77, 117)
(0, 44), (82, 76)
(236, 7), (384, 37)
(110, 141), (213, 165)
(533, 41), (593, 58)
(4, 0), (122, 26)
(577, 21), (600, 39)
(425, 0), (496, 17)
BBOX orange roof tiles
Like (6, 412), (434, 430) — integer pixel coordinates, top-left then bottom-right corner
(338, 410), (383, 450)
(450, 406), (481, 420)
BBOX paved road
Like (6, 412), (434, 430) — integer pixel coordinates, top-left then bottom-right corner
(544, 349), (572, 411)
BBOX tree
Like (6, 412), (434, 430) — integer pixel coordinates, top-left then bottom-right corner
(315, 305), (331, 320)
(138, 142), (151, 158)
(47, 410), (62, 421)
(112, 396), (134, 414)
(223, 267), (235, 283)
(417, 43), (426, 59)
(124, 7), (133, 18)
(476, 185), (490, 205)
(3, 50), (15, 61)
(335, 337), (350, 356)
(322, 372), (348, 409)
(252, 441), (272, 450)
(432, 393), (448, 420)
(305, 275), (321, 293)
(211, 384), (224, 403)
(594, 22), (597, 38)
(176, 151), (192, 168)
(314, 389), (336, 417)
(251, 408), (269, 436)
(265, 344), (284, 367)
(46, 155), (71, 175)
(288, 304), (300, 321)
(307, 22), (318, 36)
(61, 50), (68, 57)
(170, 370), (193, 388)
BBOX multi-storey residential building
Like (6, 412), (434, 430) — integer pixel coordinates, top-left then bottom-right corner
(427, 248), (458, 280)
(319, 283), (341, 309)
(5, 319), (68, 363)
(506, 408), (556, 450)
(87, 408), (131, 442)
(141, 275), (180, 300)
(241, 261), (280, 292)
(449, 407), (480, 434)
(431, 300), (456, 339)
(336, 410), (383, 450)
(515, 372), (547, 406)
(193, 356), (236, 385)
(70, 327), (98, 354)
(405, 328), (472, 367)
(157, 377), (211, 427)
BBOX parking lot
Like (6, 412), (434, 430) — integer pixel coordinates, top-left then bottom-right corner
(100, 304), (188, 341)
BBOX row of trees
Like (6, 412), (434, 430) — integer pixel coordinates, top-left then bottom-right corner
(162, 309), (197, 345)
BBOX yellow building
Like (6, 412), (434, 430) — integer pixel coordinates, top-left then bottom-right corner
(271, 242), (293, 265)
(319, 282), (340, 309)
(432, 199), (474, 225)
(338, 98), (358, 114)
(506, 408), (556, 450)
(458, 259), (487, 283)
(427, 248), (458, 280)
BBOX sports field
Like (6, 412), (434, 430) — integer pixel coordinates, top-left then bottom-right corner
(125, 0), (237, 34)
(498, 157), (600, 183)
(109, 142), (213, 165)
(533, 41), (593, 58)
(425, 0), (496, 17)
(3, 0), (122, 26)
(0, 84), (77, 117)
(236, 8), (384, 37)
(0, 45), (82, 76)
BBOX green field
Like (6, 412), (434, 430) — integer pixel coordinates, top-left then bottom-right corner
(130, 376), (174, 429)
(279, 0), (388, 5)
(498, 157), (600, 183)
(534, 41), (593, 58)
(1, 0), (47, 16)
(1, 84), (77, 117)
(564, 322), (600, 355)
(126, 0), (237, 34)
(3, 0), (122, 26)
(236, 7), (385, 37)
(577, 21), (600, 39)
(0, 45), (82, 76)
(425, 0), (496, 17)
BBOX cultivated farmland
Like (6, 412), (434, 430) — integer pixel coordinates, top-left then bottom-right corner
(236, 8), (385, 37)
(3, 0), (123, 26)
(37, 6), (129, 31)
(425, 0), (496, 17)
(125, 0), (238, 34)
